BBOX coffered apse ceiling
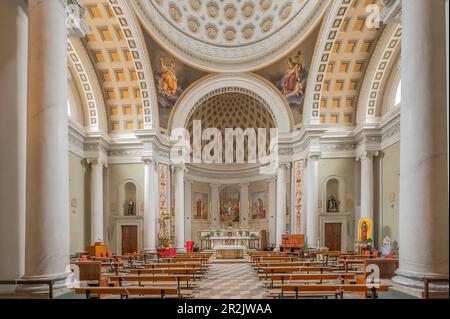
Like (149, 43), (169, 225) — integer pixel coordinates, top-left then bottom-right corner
(68, 0), (394, 135)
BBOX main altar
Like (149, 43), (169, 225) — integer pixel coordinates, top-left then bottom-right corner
(198, 229), (267, 251)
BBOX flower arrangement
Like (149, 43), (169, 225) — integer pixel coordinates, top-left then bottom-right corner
(158, 234), (174, 247)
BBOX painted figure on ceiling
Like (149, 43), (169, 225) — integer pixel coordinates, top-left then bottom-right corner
(158, 57), (178, 97)
(281, 50), (306, 97)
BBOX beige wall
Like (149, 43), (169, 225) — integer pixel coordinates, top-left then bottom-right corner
(380, 142), (400, 251)
(318, 158), (356, 249)
(107, 163), (144, 252)
(68, 152), (90, 255)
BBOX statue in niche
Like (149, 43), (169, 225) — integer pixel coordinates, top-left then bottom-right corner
(327, 194), (339, 212)
(158, 57), (178, 97)
(127, 199), (135, 215)
(361, 221), (369, 242)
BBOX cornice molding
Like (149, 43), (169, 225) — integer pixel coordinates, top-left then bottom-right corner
(68, 108), (400, 164)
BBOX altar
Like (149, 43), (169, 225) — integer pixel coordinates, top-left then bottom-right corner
(215, 245), (244, 259)
(198, 229), (267, 251)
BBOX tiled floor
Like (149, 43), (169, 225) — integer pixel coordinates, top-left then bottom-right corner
(193, 262), (266, 299)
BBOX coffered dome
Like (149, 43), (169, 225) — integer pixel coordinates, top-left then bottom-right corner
(186, 93), (275, 133)
(133, 0), (329, 72)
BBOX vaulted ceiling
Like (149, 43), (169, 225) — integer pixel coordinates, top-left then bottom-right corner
(68, 0), (395, 135)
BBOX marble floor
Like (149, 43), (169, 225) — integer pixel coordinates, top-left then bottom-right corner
(193, 262), (266, 299)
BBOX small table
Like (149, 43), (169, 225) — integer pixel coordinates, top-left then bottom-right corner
(215, 245), (244, 259)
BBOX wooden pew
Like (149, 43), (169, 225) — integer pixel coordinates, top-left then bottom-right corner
(263, 273), (356, 289)
(254, 261), (324, 273)
(74, 286), (192, 299)
(144, 262), (206, 272)
(128, 268), (202, 281)
(278, 284), (391, 299)
(108, 275), (195, 291)
(258, 266), (332, 279)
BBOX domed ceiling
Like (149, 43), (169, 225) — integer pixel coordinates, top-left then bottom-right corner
(186, 93), (275, 160)
(186, 93), (275, 131)
(132, 0), (329, 72)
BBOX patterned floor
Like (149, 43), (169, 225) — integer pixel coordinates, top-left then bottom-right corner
(193, 262), (266, 299)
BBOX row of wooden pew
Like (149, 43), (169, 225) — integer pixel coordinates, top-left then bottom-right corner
(71, 252), (212, 299)
(250, 251), (393, 299)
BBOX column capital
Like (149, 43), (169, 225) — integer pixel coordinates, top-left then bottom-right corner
(239, 183), (250, 188)
(268, 175), (277, 183)
(209, 183), (221, 189)
(171, 164), (188, 173)
(356, 150), (379, 161)
(142, 156), (156, 165)
(66, 0), (91, 38)
(86, 158), (107, 167)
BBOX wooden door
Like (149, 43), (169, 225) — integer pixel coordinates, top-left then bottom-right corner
(325, 223), (342, 252)
(122, 225), (138, 254)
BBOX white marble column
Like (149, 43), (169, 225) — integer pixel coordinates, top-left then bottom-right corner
(23, 0), (71, 287)
(210, 184), (220, 228)
(174, 166), (186, 251)
(275, 164), (288, 250)
(239, 183), (250, 228)
(143, 158), (157, 251)
(306, 156), (319, 247)
(184, 179), (193, 241)
(268, 177), (276, 245)
(360, 151), (376, 221)
(393, 0), (449, 290)
(300, 159), (308, 236)
(0, 0), (27, 286)
(88, 159), (105, 244)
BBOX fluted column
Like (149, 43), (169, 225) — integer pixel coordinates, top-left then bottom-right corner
(143, 158), (157, 251)
(23, 0), (71, 287)
(275, 164), (288, 250)
(360, 151), (377, 221)
(393, 0), (449, 291)
(239, 183), (250, 228)
(174, 166), (186, 251)
(0, 0), (27, 286)
(210, 184), (220, 228)
(268, 177), (276, 245)
(306, 156), (319, 247)
(87, 159), (105, 243)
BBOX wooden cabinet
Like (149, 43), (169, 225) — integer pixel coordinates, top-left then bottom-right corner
(86, 243), (109, 257)
(259, 230), (267, 250)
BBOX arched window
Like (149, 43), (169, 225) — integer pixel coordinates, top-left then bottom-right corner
(394, 80), (401, 106)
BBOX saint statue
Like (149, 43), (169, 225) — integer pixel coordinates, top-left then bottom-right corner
(327, 194), (338, 212)
(361, 221), (369, 242)
(127, 199), (135, 215)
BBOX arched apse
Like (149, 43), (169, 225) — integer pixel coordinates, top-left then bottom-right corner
(168, 73), (294, 134)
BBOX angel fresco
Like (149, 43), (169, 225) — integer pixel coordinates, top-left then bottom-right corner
(281, 50), (306, 97)
(158, 57), (178, 97)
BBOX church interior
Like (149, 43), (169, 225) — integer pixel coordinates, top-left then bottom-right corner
(0, 0), (448, 301)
